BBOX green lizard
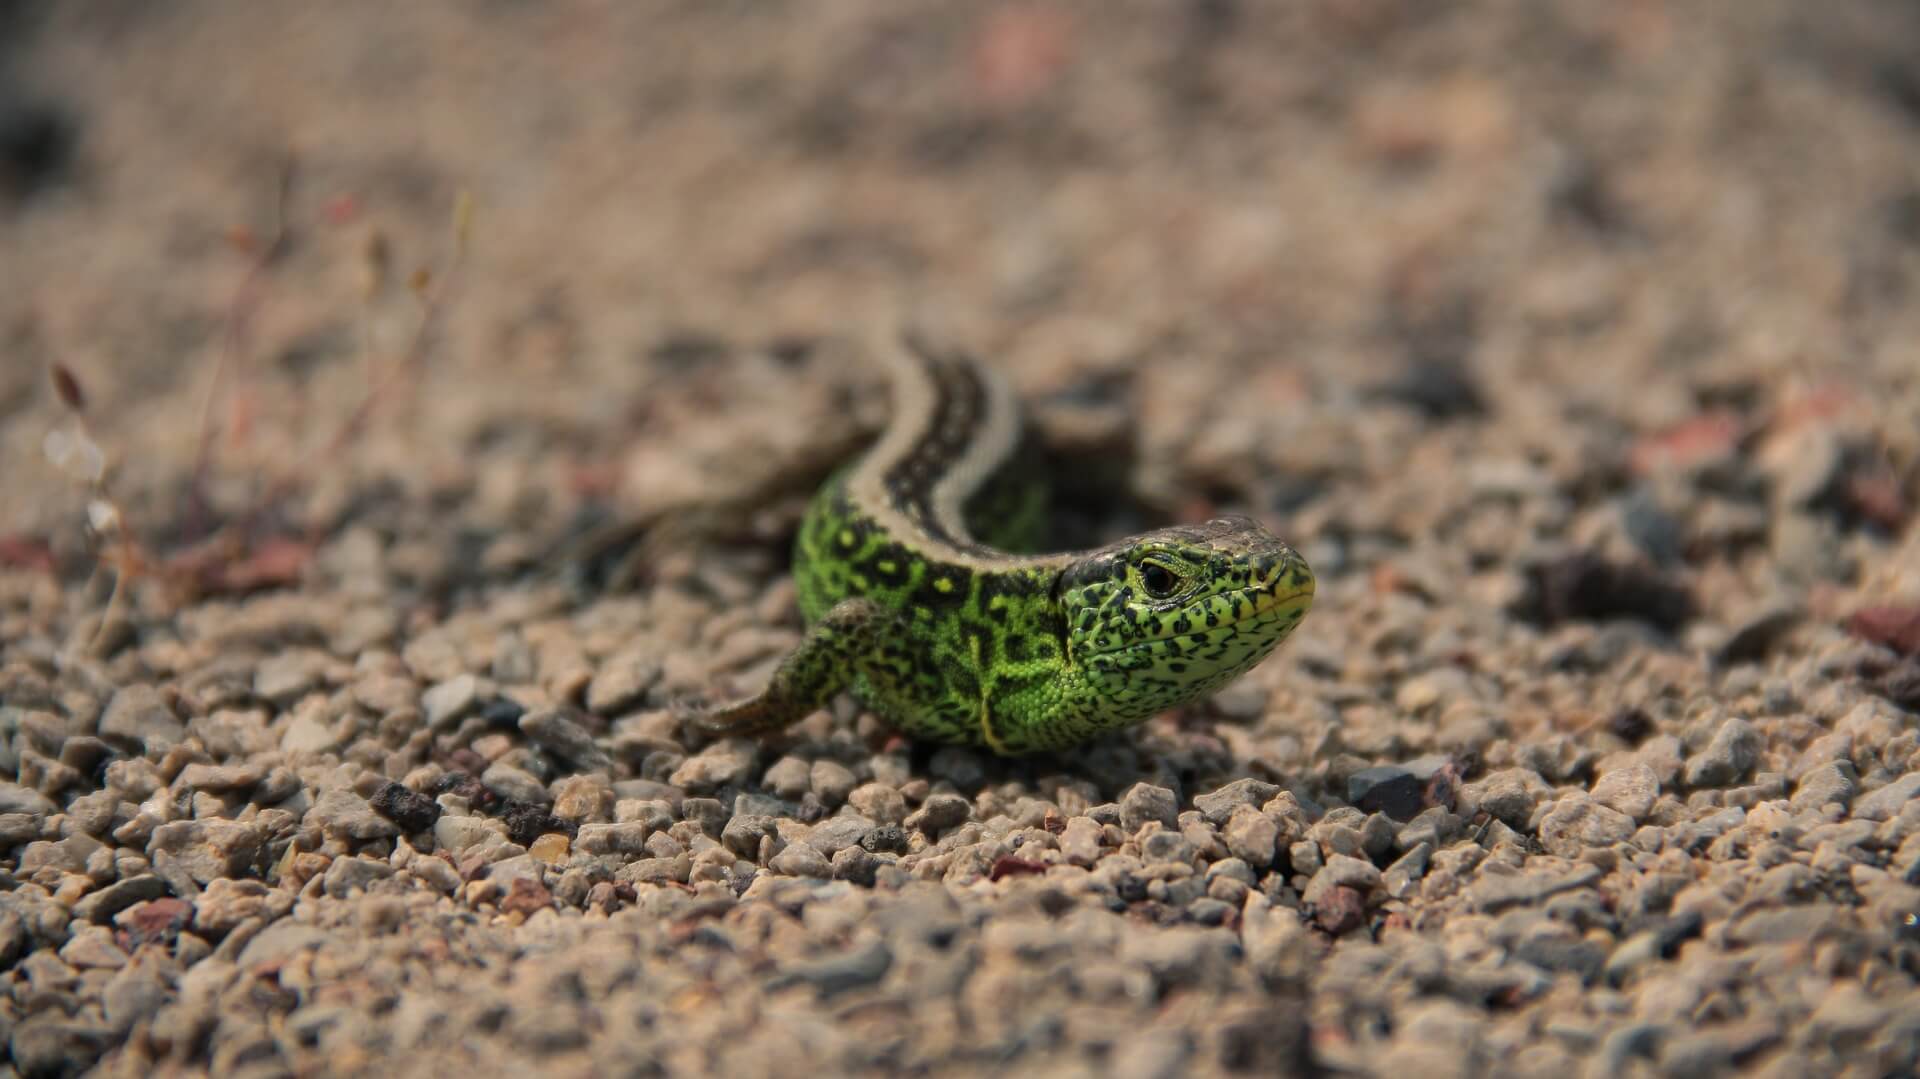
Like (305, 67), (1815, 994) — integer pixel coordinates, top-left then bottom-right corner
(694, 337), (1314, 755)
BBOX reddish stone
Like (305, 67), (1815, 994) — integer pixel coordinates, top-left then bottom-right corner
(1846, 606), (1920, 658)
(499, 877), (553, 917)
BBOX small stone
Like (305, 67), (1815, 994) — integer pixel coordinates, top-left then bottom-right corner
(904, 793), (971, 836)
(861, 825), (909, 855)
(0, 781), (57, 818)
(1789, 761), (1859, 812)
(481, 762), (551, 805)
(1222, 805), (1278, 867)
(193, 879), (291, 936)
(1193, 778), (1282, 825)
(499, 877), (553, 916)
(411, 855), (460, 894)
(279, 709), (339, 755)
(830, 845), (879, 886)
(810, 760), (857, 807)
(308, 789), (401, 841)
(722, 815), (778, 858)
(173, 762), (265, 793)
(769, 842), (833, 878)
(575, 822), (651, 856)
(1682, 717), (1760, 789)
(763, 756), (813, 800)
(1537, 795), (1635, 856)
(1347, 766), (1422, 822)
(1120, 783), (1179, 831)
(370, 781), (442, 833)
(519, 708), (611, 772)
(848, 783), (907, 824)
(433, 815), (499, 853)
(1303, 853), (1382, 909)
(98, 685), (184, 749)
(528, 833), (571, 864)
(1591, 764), (1661, 822)
(72, 875), (168, 924)
(422, 674), (481, 728)
(1854, 772), (1920, 822)
(805, 815), (874, 856)
(1311, 885), (1366, 934)
(500, 802), (572, 846)
(59, 927), (129, 969)
(1383, 842), (1431, 898)
(669, 739), (756, 791)
(551, 776), (613, 822)
(1466, 863), (1602, 913)
(680, 797), (726, 837)
(115, 897), (193, 948)
(1462, 769), (1545, 829)
(147, 820), (263, 884)
(768, 939), (892, 997)
(322, 855), (395, 897)
(1060, 816), (1103, 866)
(1141, 829), (1194, 864)
(585, 648), (661, 715)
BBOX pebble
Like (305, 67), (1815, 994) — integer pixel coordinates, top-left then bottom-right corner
(1462, 769), (1546, 829)
(1789, 761), (1859, 812)
(1192, 778), (1281, 825)
(1854, 772), (1920, 822)
(769, 843), (833, 878)
(668, 740), (757, 791)
(422, 674), (481, 728)
(370, 781), (443, 832)
(97, 685), (184, 749)
(309, 789), (402, 841)
(1347, 765), (1423, 822)
(1536, 795), (1635, 856)
(848, 783), (907, 824)
(904, 793), (971, 836)
(1590, 764), (1661, 821)
(1120, 783), (1179, 832)
(519, 708), (612, 771)
(481, 762), (551, 806)
(1222, 805), (1278, 867)
(1682, 717), (1760, 789)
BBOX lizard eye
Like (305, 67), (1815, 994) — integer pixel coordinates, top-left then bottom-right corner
(1139, 560), (1180, 599)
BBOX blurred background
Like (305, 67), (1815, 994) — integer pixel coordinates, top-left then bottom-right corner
(2, 1), (1917, 606)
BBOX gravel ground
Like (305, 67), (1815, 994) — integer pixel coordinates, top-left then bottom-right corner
(5, 3), (1920, 1076)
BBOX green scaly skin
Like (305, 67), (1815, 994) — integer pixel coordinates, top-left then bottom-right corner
(695, 339), (1314, 755)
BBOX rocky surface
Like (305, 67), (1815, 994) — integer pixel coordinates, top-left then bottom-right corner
(4, 2), (1920, 1076)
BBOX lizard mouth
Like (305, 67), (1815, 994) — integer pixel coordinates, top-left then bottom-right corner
(1098, 578), (1314, 654)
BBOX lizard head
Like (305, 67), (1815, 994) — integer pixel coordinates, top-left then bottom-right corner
(1055, 515), (1314, 724)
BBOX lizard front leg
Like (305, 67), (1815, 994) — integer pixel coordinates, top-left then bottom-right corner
(691, 598), (901, 736)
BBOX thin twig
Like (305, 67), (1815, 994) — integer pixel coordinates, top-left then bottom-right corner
(188, 152), (297, 535)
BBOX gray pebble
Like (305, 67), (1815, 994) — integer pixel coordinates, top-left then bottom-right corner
(98, 685), (185, 750)
(848, 783), (907, 824)
(422, 673), (481, 728)
(904, 793), (971, 836)
(769, 842), (833, 878)
(1192, 778), (1281, 826)
(1789, 761), (1858, 812)
(1222, 805), (1278, 867)
(481, 761), (552, 805)
(1853, 772), (1920, 822)
(1536, 795), (1635, 856)
(1682, 717), (1760, 789)
(669, 739), (757, 791)
(1590, 764), (1661, 821)
(520, 708), (612, 772)
(1120, 783), (1178, 832)
(763, 755), (813, 800)
(809, 760), (857, 807)
(308, 788), (402, 841)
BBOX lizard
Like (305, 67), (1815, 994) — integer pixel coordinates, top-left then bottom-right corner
(691, 336), (1314, 755)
